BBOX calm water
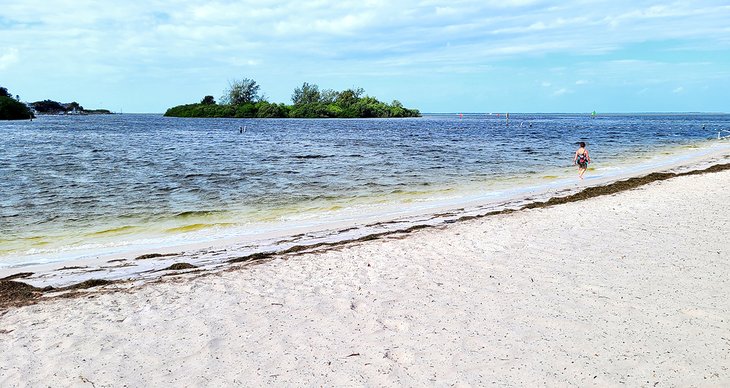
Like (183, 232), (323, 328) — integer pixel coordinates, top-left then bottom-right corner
(1, 113), (728, 267)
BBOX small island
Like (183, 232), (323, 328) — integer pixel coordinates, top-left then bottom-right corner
(164, 78), (420, 118)
(29, 100), (112, 115)
(0, 85), (112, 120)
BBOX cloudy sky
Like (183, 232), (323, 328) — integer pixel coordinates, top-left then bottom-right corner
(1, 0), (729, 113)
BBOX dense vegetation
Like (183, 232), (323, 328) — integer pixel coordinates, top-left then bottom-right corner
(0, 86), (112, 118)
(0, 87), (34, 120)
(30, 99), (67, 114)
(29, 100), (110, 115)
(164, 79), (420, 118)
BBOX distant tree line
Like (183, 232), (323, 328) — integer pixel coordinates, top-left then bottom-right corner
(0, 86), (34, 120)
(164, 78), (420, 118)
(0, 85), (111, 119)
(29, 100), (111, 115)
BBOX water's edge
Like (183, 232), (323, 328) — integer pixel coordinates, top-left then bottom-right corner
(2, 142), (728, 293)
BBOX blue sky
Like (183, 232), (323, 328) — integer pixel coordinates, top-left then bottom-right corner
(1, 0), (729, 113)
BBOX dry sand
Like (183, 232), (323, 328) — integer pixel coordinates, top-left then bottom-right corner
(1, 169), (729, 387)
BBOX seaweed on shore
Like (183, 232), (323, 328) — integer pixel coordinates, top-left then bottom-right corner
(135, 253), (176, 260)
(0, 278), (114, 310)
(456, 209), (517, 223)
(227, 231), (404, 265)
(162, 263), (197, 271)
(684, 162), (730, 175)
(522, 163), (730, 210)
(0, 281), (48, 308)
(0, 272), (34, 281)
(228, 252), (276, 264)
(58, 266), (87, 270)
(63, 279), (113, 290)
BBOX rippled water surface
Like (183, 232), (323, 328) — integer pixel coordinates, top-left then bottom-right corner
(1, 113), (728, 266)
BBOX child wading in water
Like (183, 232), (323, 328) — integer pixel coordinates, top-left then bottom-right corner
(573, 142), (591, 179)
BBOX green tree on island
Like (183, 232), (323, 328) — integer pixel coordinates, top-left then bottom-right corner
(292, 82), (321, 105)
(30, 99), (66, 114)
(68, 101), (84, 111)
(164, 77), (420, 119)
(0, 87), (110, 118)
(0, 86), (35, 120)
(221, 78), (260, 105)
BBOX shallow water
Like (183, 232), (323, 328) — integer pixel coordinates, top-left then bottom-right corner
(1, 113), (728, 268)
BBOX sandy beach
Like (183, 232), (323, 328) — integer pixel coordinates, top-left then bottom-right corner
(2, 165), (729, 386)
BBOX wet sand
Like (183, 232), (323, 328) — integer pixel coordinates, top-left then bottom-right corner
(1, 162), (729, 385)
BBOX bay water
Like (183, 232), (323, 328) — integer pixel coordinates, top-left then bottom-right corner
(1, 113), (728, 269)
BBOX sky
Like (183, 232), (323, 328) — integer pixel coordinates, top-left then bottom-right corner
(1, 0), (729, 113)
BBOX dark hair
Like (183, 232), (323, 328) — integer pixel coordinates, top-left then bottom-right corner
(579, 142), (586, 147)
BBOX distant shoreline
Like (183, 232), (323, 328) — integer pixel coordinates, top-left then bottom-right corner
(421, 111), (729, 116)
(32, 110), (114, 116)
(28, 111), (724, 116)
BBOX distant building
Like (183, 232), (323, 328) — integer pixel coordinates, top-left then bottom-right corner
(25, 103), (38, 116)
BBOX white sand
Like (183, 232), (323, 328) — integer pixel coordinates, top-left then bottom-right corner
(1, 169), (729, 386)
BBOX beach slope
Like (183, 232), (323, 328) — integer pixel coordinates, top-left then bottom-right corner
(1, 169), (729, 386)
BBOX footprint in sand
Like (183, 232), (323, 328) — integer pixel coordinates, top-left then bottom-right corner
(385, 348), (415, 365)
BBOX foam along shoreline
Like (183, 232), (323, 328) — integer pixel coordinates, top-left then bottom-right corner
(1, 141), (729, 291)
(1, 152), (729, 386)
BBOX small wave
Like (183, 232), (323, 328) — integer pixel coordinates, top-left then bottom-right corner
(360, 181), (390, 188)
(318, 205), (344, 212)
(0, 248), (18, 256)
(22, 236), (48, 242)
(390, 189), (429, 196)
(174, 210), (224, 218)
(85, 225), (140, 236)
(293, 154), (333, 159)
(165, 222), (235, 233)
(309, 195), (340, 201)
(8, 235), (52, 248)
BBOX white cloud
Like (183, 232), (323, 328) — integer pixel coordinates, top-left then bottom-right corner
(673, 86), (684, 93)
(0, 48), (19, 70)
(2, 0), (729, 111)
(3, 1), (729, 73)
(435, 7), (459, 16)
